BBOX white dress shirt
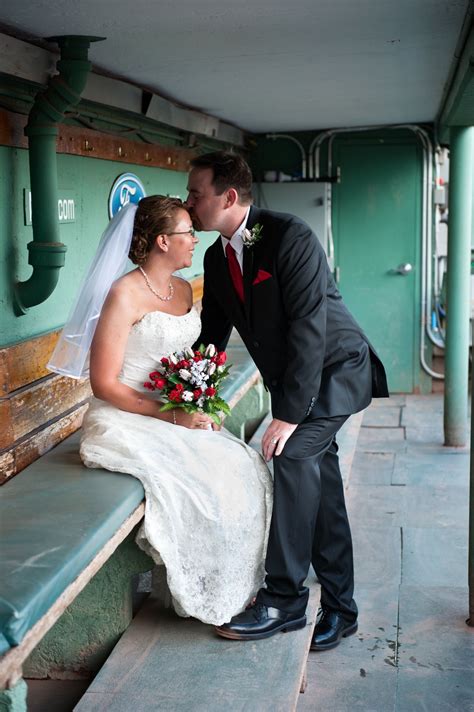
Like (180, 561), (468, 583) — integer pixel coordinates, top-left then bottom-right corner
(220, 207), (250, 274)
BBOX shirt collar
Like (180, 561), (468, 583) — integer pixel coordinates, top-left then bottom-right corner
(220, 207), (251, 256)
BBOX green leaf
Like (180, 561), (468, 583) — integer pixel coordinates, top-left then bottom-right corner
(213, 397), (231, 415)
(159, 402), (176, 412)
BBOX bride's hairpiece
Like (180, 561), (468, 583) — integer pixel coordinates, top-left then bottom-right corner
(47, 203), (138, 379)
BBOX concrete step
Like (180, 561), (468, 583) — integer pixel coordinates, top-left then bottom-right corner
(75, 582), (319, 712)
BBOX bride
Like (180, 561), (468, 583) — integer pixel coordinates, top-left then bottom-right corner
(48, 196), (272, 626)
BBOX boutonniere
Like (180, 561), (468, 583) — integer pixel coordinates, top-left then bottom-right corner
(241, 223), (263, 248)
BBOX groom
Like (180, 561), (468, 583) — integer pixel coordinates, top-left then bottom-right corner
(186, 152), (388, 650)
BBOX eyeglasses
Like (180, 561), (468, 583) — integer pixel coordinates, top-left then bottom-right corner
(167, 229), (196, 237)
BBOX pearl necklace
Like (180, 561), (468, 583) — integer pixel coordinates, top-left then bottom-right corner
(139, 266), (174, 302)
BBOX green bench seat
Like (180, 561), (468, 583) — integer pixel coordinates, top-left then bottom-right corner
(0, 440), (144, 656)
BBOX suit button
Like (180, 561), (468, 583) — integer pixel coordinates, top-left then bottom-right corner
(253, 340), (260, 347)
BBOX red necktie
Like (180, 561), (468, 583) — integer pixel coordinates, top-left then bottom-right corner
(225, 242), (244, 302)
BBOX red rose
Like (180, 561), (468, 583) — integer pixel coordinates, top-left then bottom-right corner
(193, 351), (202, 361)
(149, 371), (161, 381)
(175, 383), (184, 392)
(155, 377), (167, 389)
(177, 359), (190, 369)
(144, 381), (155, 391)
(169, 389), (182, 403)
(205, 386), (216, 397)
(160, 357), (169, 366)
(215, 352), (227, 365)
(193, 388), (202, 399)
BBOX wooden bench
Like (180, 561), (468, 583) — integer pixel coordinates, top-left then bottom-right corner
(73, 413), (363, 712)
(0, 329), (267, 710)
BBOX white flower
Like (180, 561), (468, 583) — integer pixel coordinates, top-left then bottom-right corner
(184, 346), (194, 359)
(197, 396), (205, 408)
(179, 369), (192, 381)
(169, 353), (178, 365)
(205, 344), (216, 358)
(181, 390), (194, 402)
(208, 363), (216, 376)
(241, 223), (264, 248)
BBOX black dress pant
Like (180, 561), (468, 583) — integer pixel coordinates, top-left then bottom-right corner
(257, 414), (358, 623)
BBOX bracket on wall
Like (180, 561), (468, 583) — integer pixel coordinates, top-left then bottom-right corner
(314, 167), (341, 183)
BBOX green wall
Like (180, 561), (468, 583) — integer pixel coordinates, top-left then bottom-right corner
(1, 147), (216, 347)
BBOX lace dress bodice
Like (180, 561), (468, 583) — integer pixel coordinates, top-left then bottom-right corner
(80, 304), (272, 625)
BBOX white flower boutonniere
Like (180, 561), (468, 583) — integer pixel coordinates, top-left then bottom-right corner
(241, 223), (264, 248)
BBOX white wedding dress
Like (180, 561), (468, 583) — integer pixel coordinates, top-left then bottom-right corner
(80, 307), (273, 625)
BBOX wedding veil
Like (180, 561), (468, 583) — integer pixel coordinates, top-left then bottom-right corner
(47, 203), (138, 379)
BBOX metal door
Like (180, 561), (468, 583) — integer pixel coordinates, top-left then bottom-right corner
(332, 140), (421, 392)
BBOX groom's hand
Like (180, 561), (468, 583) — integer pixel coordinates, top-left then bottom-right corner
(262, 418), (298, 461)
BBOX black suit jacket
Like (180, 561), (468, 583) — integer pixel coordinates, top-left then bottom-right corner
(197, 205), (389, 424)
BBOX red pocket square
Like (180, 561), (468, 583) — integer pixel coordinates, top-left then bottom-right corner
(252, 269), (272, 286)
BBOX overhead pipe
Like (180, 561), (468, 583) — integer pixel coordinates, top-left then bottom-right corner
(265, 133), (307, 180)
(309, 124), (444, 380)
(14, 35), (104, 314)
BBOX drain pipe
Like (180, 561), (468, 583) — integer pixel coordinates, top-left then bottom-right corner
(14, 35), (104, 314)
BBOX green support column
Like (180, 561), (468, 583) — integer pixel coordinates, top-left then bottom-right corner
(443, 127), (473, 447)
(469, 348), (474, 626)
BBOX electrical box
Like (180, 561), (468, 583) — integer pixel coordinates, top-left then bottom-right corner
(253, 182), (329, 255)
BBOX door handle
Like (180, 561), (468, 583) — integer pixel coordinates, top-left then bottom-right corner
(390, 263), (413, 276)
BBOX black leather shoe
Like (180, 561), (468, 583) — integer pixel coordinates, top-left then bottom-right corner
(216, 602), (307, 641)
(310, 608), (358, 651)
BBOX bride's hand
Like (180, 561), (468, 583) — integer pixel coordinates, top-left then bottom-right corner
(175, 410), (215, 430)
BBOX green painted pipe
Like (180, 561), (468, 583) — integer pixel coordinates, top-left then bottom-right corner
(15, 35), (104, 314)
(443, 126), (473, 446)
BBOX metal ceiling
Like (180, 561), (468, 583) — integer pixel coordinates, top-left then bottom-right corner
(0, 0), (470, 133)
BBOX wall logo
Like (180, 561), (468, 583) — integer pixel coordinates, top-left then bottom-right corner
(108, 173), (146, 218)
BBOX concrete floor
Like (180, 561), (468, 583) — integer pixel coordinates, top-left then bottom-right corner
(298, 395), (474, 712)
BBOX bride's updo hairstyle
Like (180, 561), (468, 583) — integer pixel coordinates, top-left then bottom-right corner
(129, 195), (185, 265)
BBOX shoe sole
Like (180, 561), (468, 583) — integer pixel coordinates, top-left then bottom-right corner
(310, 621), (358, 651)
(215, 615), (307, 641)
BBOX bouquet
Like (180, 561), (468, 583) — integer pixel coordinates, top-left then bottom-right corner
(144, 344), (232, 425)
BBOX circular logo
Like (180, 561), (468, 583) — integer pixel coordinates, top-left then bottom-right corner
(108, 173), (146, 218)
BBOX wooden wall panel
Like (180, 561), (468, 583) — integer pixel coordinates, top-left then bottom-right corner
(0, 109), (196, 170)
(7, 375), (91, 443)
(191, 276), (204, 304)
(0, 331), (60, 395)
(0, 400), (14, 449)
(0, 404), (88, 484)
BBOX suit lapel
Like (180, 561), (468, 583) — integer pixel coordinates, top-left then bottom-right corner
(242, 205), (268, 325)
(242, 246), (253, 323)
